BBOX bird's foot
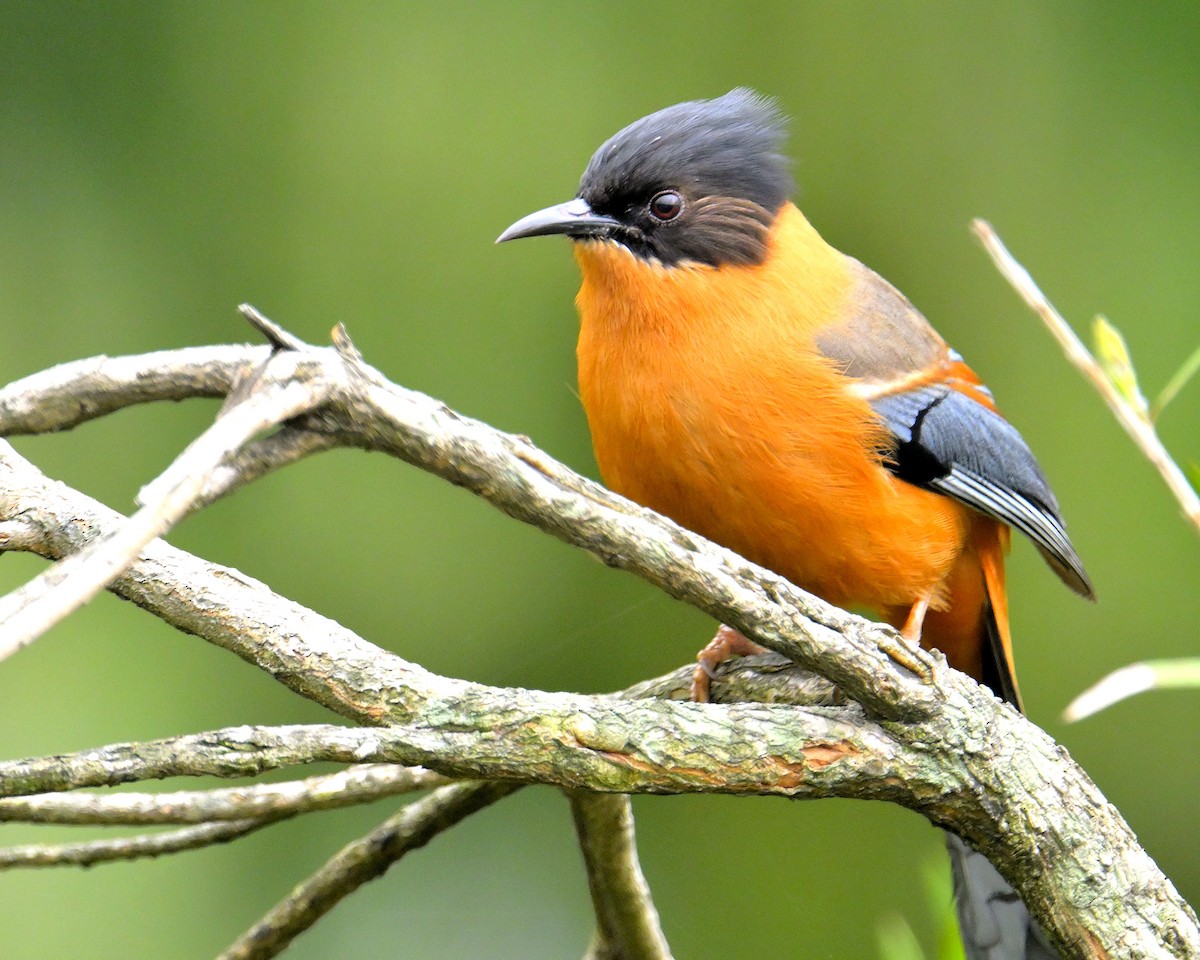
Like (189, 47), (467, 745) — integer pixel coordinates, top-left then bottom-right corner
(690, 625), (768, 702)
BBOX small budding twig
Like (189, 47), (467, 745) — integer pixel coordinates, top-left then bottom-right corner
(974, 220), (1200, 722)
(972, 219), (1200, 535)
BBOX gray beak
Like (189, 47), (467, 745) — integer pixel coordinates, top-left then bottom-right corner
(496, 197), (621, 243)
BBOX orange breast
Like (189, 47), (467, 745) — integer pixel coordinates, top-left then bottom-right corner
(573, 205), (973, 613)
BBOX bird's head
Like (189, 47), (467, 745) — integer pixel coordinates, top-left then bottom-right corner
(497, 89), (793, 269)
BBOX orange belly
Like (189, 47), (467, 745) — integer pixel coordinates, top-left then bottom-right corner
(582, 353), (971, 612)
(572, 209), (975, 619)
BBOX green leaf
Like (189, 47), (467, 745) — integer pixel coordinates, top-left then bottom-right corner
(1145, 657), (1200, 689)
(1093, 316), (1150, 420)
(923, 860), (966, 960)
(1153, 341), (1200, 420)
(877, 914), (927, 960)
(1064, 658), (1200, 721)
(877, 855), (967, 960)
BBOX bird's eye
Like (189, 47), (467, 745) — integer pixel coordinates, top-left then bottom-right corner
(648, 190), (684, 222)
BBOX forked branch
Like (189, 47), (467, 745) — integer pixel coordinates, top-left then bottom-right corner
(0, 308), (1193, 959)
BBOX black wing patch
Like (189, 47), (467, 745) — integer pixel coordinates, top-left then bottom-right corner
(872, 386), (1095, 599)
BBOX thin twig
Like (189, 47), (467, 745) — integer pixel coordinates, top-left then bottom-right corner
(0, 764), (449, 824)
(0, 355), (333, 661)
(239, 302), (307, 352)
(975, 220), (1200, 724)
(0, 724), (432, 798)
(190, 424), (341, 512)
(570, 792), (673, 960)
(217, 781), (519, 960)
(0, 817), (278, 869)
(973, 219), (1200, 534)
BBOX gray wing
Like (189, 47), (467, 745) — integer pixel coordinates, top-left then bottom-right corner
(871, 385), (1093, 599)
(814, 258), (1092, 598)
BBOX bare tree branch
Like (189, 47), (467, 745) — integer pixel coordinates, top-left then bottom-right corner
(216, 781), (519, 960)
(0, 817), (279, 869)
(0, 333), (938, 723)
(192, 425), (340, 510)
(0, 352), (333, 659)
(570, 792), (672, 960)
(0, 345), (266, 433)
(0, 764), (449, 825)
(0, 518), (42, 552)
(0, 323), (1194, 958)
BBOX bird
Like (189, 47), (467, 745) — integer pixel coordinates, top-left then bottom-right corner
(497, 89), (1092, 960)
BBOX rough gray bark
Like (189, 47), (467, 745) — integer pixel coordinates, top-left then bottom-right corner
(0, 319), (1193, 959)
(570, 791), (672, 960)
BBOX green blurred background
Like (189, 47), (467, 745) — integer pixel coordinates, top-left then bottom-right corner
(1, 4), (1197, 958)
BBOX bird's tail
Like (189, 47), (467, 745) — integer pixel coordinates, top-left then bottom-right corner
(913, 522), (1023, 709)
(946, 832), (1058, 960)
(945, 549), (1058, 960)
(886, 523), (1059, 956)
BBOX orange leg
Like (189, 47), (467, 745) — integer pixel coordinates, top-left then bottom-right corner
(900, 594), (931, 646)
(691, 625), (768, 702)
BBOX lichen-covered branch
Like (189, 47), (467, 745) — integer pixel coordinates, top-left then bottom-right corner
(0, 764), (449, 825)
(0, 322), (1194, 958)
(0, 817), (279, 869)
(0, 704), (904, 803)
(0, 651), (1192, 956)
(570, 791), (673, 960)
